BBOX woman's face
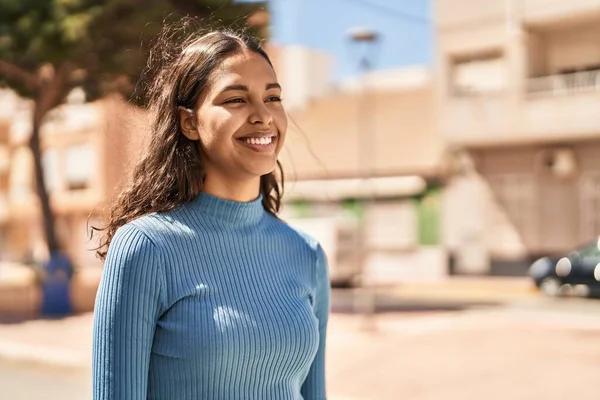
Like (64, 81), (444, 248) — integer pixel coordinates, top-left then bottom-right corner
(180, 50), (287, 185)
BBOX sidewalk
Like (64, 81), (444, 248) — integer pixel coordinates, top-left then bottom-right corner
(382, 276), (537, 302)
(0, 264), (101, 319)
(0, 262), (537, 318)
(2, 302), (599, 399)
(0, 313), (92, 368)
(0, 276), (537, 370)
(0, 261), (97, 367)
(0, 262), (539, 370)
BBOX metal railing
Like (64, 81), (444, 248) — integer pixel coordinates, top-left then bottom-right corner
(528, 69), (600, 96)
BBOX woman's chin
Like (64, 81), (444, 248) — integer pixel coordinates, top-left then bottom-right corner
(242, 161), (278, 178)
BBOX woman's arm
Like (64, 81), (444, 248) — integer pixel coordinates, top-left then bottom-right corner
(301, 245), (331, 399)
(92, 223), (166, 400)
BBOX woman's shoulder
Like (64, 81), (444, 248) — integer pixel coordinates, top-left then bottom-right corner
(114, 210), (191, 251)
(269, 216), (324, 255)
(270, 218), (328, 279)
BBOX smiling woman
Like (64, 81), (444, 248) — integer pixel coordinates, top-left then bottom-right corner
(177, 52), (287, 195)
(91, 26), (329, 400)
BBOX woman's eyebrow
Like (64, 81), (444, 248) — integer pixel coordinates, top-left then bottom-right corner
(219, 82), (281, 94)
(221, 84), (248, 93)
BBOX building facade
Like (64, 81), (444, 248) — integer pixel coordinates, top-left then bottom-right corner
(1, 33), (444, 283)
(0, 89), (148, 269)
(436, 0), (600, 274)
(270, 57), (448, 283)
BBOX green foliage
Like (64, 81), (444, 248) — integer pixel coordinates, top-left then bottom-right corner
(288, 199), (312, 218)
(415, 187), (440, 246)
(340, 198), (365, 221)
(0, 0), (267, 101)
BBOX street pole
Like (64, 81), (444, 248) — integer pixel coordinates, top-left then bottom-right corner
(347, 27), (379, 331)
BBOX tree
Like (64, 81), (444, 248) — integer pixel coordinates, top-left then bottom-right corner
(0, 0), (267, 314)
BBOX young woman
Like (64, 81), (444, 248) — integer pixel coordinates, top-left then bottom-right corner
(92, 29), (330, 399)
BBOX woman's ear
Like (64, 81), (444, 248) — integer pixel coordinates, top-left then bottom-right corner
(178, 106), (200, 140)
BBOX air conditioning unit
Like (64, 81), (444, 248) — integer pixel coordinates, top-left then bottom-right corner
(537, 147), (578, 179)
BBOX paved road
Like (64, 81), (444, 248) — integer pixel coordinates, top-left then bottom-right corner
(1, 294), (600, 399)
(0, 360), (89, 400)
(326, 295), (600, 400)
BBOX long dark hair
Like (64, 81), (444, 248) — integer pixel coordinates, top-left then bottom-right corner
(94, 28), (284, 260)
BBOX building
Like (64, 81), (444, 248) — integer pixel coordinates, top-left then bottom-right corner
(0, 26), (444, 283)
(435, 0), (600, 274)
(267, 41), (447, 282)
(0, 89), (148, 269)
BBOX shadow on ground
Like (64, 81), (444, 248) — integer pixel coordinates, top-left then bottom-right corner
(0, 313), (85, 326)
(331, 289), (501, 314)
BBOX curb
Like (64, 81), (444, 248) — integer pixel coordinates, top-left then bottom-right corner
(383, 277), (538, 299)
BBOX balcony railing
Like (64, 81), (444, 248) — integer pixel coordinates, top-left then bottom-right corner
(528, 69), (600, 96)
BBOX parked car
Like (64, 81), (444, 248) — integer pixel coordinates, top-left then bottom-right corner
(529, 238), (600, 297)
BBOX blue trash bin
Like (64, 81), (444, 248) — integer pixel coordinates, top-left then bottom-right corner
(41, 252), (73, 316)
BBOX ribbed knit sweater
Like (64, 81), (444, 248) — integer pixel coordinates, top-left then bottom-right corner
(92, 193), (330, 400)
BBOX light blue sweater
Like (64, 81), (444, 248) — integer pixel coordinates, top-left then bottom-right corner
(92, 193), (330, 399)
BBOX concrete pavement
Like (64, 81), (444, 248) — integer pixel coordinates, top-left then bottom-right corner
(0, 264), (101, 319)
(0, 261), (536, 319)
(2, 299), (600, 399)
(4, 262), (573, 399)
(327, 307), (600, 400)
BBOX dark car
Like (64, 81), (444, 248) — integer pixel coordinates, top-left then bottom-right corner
(528, 238), (600, 297)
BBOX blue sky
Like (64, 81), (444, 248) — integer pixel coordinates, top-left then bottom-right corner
(264, 0), (433, 81)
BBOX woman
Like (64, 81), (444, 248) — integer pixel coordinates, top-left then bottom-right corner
(92, 29), (330, 400)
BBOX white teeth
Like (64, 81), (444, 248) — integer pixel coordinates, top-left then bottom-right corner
(244, 137), (273, 145)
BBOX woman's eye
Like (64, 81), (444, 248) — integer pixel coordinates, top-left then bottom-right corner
(225, 98), (245, 104)
(266, 96), (282, 102)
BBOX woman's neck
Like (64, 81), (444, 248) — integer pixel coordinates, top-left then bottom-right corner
(202, 173), (261, 203)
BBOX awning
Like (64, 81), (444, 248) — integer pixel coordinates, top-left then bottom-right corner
(284, 176), (428, 201)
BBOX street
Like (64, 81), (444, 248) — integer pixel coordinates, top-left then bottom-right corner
(0, 360), (89, 400)
(327, 295), (600, 400)
(1, 292), (600, 399)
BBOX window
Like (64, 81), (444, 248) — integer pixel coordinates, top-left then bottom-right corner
(451, 51), (507, 96)
(64, 144), (95, 191)
(9, 147), (33, 201)
(42, 148), (60, 193)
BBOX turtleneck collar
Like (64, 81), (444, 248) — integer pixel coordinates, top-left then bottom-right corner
(192, 192), (265, 226)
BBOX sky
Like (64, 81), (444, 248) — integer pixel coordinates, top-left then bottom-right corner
(266, 0), (433, 81)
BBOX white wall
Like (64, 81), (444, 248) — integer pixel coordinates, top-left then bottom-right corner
(271, 45), (333, 110)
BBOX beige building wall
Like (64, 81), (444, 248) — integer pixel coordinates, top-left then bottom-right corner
(0, 92), (148, 269)
(435, 0), (600, 274)
(266, 43), (333, 111)
(0, 49), (443, 281)
(277, 69), (448, 282)
(436, 0), (600, 147)
(280, 78), (442, 182)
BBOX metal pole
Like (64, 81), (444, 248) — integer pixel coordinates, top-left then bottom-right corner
(344, 28), (379, 330)
(355, 55), (377, 331)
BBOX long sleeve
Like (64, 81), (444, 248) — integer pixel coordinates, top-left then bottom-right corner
(92, 223), (167, 400)
(301, 245), (331, 399)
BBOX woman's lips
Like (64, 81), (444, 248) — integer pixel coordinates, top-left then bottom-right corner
(236, 135), (278, 152)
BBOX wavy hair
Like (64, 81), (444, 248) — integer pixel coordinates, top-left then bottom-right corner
(93, 27), (284, 260)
